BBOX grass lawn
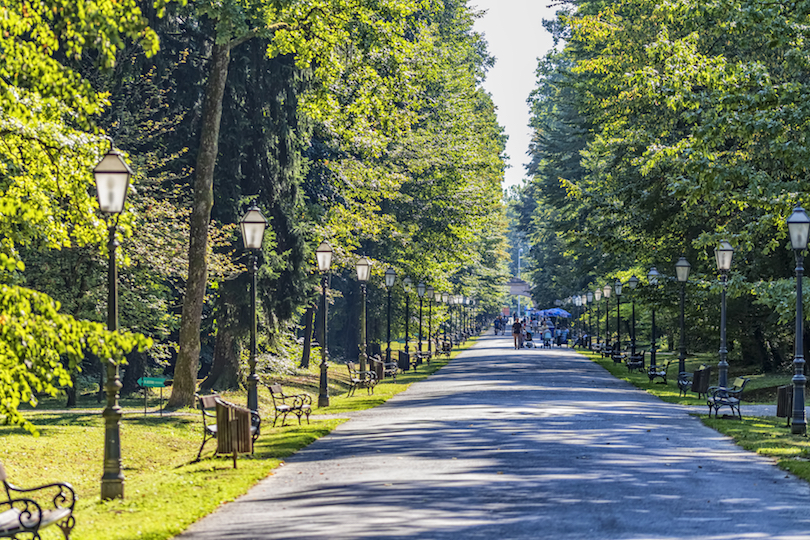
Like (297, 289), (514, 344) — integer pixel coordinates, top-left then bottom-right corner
(1, 338), (475, 540)
(580, 347), (794, 406)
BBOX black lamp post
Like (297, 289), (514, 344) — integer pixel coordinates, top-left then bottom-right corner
(465, 296), (471, 336)
(385, 268), (396, 366)
(628, 275), (639, 356)
(788, 207), (809, 435)
(675, 257), (691, 376)
(403, 277), (412, 355)
(316, 241), (333, 408)
(427, 286), (434, 354)
(614, 279), (623, 351)
(442, 291), (449, 344)
(240, 203), (267, 413)
(594, 289), (602, 346)
(586, 292), (593, 348)
(94, 147), (132, 501)
(417, 281), (426, 352)
(715, 241), (734, 388)
(453, 294), (464, 343)
(603, 285), (611, 345)
(357, 256), (371, 373)
(647, 267), (660, 369)
(574, 295), (582, 346)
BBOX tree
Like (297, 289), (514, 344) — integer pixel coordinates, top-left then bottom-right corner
(169, 0), (444, 408)
(0, 0), (169, 428)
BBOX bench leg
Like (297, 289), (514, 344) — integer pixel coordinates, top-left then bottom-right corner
(57, 514), (76, 540)
(196, 431), (214, 461)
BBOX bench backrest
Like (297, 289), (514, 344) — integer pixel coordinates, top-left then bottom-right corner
(198, 393), (219, 410)
(268, 383), (283, 395)
(733, 377), (750, 391)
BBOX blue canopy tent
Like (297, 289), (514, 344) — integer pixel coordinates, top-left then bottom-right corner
(537, 308), (570, 318)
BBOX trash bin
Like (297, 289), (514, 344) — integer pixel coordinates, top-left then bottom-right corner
(776, 385), (793, 427)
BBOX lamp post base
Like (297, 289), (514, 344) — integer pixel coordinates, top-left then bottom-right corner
(101, 360), (124, 500)
(791, 363), (807, 435)
(247, 372), (259, 412)
(318, 362), (329, 408)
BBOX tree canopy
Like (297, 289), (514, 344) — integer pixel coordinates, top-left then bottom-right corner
(519, 0), (810, 368)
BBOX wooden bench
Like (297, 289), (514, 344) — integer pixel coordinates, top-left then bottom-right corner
(414, 349), (433, 366)
(601, 344), (614, 358)
(0, 462), (75, 539)
(267, 384), (312, 426)
(610, 343), (626, 364)
(346, 362), (378, 396)
(438, 340), (452, 357)
(195, 393), (260, 461)
(626, 350), (646, 372)
(707, 377), (750, 419)
(647, 360), (673, 384)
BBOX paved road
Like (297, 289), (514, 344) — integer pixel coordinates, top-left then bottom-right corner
(177, 333), (810, 540)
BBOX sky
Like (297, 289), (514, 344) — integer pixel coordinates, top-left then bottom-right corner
(471, 1), (560, 189)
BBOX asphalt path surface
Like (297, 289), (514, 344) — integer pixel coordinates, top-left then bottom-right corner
(177, 333), (810, 540)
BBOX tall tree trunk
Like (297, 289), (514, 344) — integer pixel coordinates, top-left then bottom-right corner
(167, 43), (231, 409)
(65, 371), (77, 408)
(201, 321), (241, 390)
(300, 304), (315, 368)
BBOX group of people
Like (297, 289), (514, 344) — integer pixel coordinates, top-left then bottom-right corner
(494, 315), (555, 349)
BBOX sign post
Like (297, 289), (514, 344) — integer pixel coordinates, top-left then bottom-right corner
(136, 377), (172, 415)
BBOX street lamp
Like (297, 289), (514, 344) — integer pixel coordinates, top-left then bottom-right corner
(384, 267), (396, 366)
(647, 267), (661, 369)
(427, 286), (435, 355)
(715, 240), (734, 388)
(417, 281), (426, 353)
(574, 295), (582, 346)
(517, 247), (523, 319)
(316, 240), (333, 408)
(448, 294), (456, 345)
(586, 292), (594, 348)
(675, 257), (691, 377)
(788, 207), (810, 435)
(628, 275), (639, 356)
(594, 288), (602, 346)
(614, 279), (623, 352)
(442, 291), (449, 345)
(357, 256), (371, 373)
(602, 284), (611, 345)
(465, 296), (471, 336)
(94, 147), (132, 501)
(403, 277), (412, 355)
(240, 203), (267, 413)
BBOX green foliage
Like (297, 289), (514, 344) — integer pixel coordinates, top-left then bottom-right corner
(0, 0), (170, 426)
(520, 0), (810, 368)
(0, 285), (151, 433)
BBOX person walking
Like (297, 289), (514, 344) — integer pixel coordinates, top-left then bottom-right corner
(512, 319), (522, 349)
